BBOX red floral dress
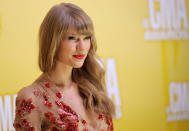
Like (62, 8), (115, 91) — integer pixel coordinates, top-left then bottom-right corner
(13, 81), (114, 131)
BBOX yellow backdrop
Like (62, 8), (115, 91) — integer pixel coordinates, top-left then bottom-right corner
(0, 0), (189, 131)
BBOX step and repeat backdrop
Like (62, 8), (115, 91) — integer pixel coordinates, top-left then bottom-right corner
(0, 0), (189, 130)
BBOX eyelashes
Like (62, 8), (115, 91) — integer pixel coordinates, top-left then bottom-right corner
(84, 36), (91, 40)
(68, 36), (91, 40)
(68, 36), (75, 40)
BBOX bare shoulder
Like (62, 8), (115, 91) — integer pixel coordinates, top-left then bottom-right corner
(16, 82), (41, 101)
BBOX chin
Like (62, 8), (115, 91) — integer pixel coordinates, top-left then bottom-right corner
(73, 63), (84, 68)
(74, 64), (84, 68)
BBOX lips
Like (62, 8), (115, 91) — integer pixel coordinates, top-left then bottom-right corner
(73, 54), (85, 59)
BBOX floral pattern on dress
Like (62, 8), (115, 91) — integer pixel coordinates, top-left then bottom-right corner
(13, 82), (114, 131)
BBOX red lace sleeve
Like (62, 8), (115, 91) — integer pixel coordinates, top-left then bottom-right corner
(13, 87), (41, 131)
(106, 116), (114, 131)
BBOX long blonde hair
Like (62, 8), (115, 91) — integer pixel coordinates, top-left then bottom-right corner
(38, 3), (115, 117)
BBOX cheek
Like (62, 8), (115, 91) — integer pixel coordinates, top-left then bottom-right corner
(57, 44), (74, 59)
(59, 43), (75, 53)
(86, 42), (91, 51)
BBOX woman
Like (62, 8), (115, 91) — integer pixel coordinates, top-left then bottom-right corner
(13, 2), (115, 131)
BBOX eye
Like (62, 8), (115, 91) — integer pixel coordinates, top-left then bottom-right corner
(68, 36), (76, 40)
(84, 36), (91, 40)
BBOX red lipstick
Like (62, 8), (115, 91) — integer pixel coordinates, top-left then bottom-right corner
(73, 54), (85, 59)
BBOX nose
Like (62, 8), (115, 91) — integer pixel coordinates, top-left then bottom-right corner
(77, 39), (85, 51)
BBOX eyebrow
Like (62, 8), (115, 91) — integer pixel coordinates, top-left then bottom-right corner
(69, 33), (77, 35)
(67, 32), (90, 36)
(66, 31), (77, 35)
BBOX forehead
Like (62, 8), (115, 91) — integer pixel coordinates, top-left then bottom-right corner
(65, 24), (91, 35)
(66, 29), (89, 37)
(66, 28), (78, 35)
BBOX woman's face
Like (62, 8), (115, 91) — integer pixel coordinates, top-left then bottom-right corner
(57, 29), (91, 68)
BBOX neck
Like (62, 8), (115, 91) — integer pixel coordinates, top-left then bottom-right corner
(45, 61), (73, 87)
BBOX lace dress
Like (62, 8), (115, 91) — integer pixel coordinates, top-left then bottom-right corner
(13, 80), (114, 131)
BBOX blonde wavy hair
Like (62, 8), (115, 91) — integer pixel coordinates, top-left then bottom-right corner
(38, 3), (115, 117)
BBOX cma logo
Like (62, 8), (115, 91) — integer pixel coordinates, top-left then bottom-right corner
(166, 82), (189, 121)
(99, 58), (122, 119)
(143, 0), (189, 40)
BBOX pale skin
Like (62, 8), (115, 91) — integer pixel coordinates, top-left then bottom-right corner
(36, 29), (98, 129)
